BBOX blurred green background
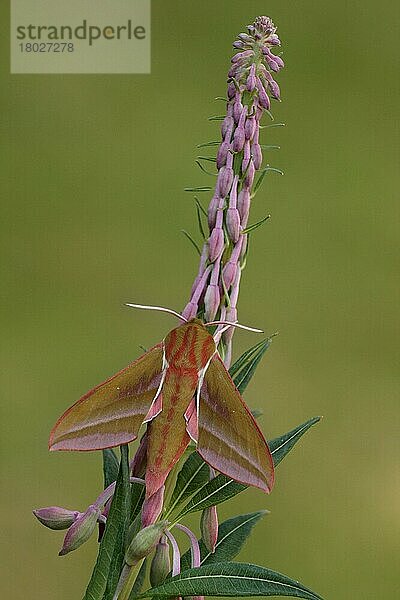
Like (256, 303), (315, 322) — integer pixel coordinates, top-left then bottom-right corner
(1, 1), (398, 598)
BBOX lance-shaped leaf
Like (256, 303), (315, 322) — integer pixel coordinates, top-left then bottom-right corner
(165, 451), (210, 517)
(229, 337), (274, 394)
(102, 448), (119, 488)
(175, 417), (321, 517)
(176, 474), (246, 518)
(128, 559), (147, 599)
(268, 416), (321, 467)
(138, 562), (323, 599)
(84, 446), (130, 600)
(181, 511), (267, 570)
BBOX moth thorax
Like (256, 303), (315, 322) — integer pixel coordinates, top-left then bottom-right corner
(164, 322), (216, 371)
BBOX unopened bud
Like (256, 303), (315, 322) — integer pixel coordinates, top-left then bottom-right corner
(231, 49), (254, 63)
(150, 535), (171, 587)
(268, 34), (281, 46)
(273, 54), (284, 69)
(217, 166), (234, 197)
(59, 505), (100, 556)
(207, 194), (220, 230)
(226, 208), (241, 243)
(216, 141), (230, 169)
(256, 77), (271, 111)
(204, 284), (220, 322)
(182, 300), (198, 321)
(232, 126), (245, 152)
(208, 227), (224, 262)
(222, 259), (238, 290)
(33, 506), (79, 531)
(125, 521), (168, 565)
(244, 116), (256, 140)
(251, 142), (263, 170)
(244, 160), (255, 188)
(268, 78), (281, 101)
(233, 99), (243, 124)
(237, 188), (251, 225)
(246, 64), (256, 92)
(221, 115), (234, 138)
(200, 505), (219, 554)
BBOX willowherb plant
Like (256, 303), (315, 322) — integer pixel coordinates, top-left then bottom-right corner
(34, 16), (323, 600)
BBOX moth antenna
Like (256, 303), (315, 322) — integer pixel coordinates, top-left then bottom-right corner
(205, 320), (264, 334)
(125, 303), (188, 323)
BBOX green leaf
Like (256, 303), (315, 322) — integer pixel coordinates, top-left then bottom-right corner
(139, 562), (323, 599)
(268, 416), (321, 467)
(175, 418), (321, 517)
(128, 559), (147, 599)
(181, 511), (267, 570)
(83, 446), (130, 600)
(184, 186), (213, 192)
(102, 448), (119, 488)
(260, 144), (281, 150)
(175, 474), (246, 519)
(181, 230), (201, 255)
(196, 160), (217, 176)
(195, 202), (206, 240)
(131, 482), (145, 520)
(241, 214), (271, 235)
(165, 451), (210, 518)
(197, 141), (220, 148)
(229, 338), (274, 394)
(197, 156), (217, 163)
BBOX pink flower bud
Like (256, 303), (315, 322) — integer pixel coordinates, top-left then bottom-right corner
(216, 141), (230, 169)
(273, 54), (284, 69)
(232, 40), (245, 49)
(227, 82), (236, 99)
(33, 506), (79, 531)
(232, 126), (245, 152)
(59, 505), (100, 556)
(245, 116), (256, 140)
(231, 49), (254, 63)
(238, 188), (251, 225)
(242, 139), (251, 171)
(246, 64), (256, 92)
(226, 208), (241, 243)
(182, 300), (198, 321)
(244, 160), (255, 187)
(228, 65), (240, 79)
(200, 505), (219, 553)
(204, 283), (220, 321)
(237, 33), (253, 43)
(208, 227), (224, 262)
(150, 536), (171, 587)
(268, 79), (281, 100)
(222, 259), (238, 290)
(217, 166), (234, 197)
(256, 77), (271, 110)
(268, 34), (281, 46)
(233, 99), (243, 124)
(207, 194), (219, 229)
(252, 142), (263, 170)
(221, 115), (234, 138)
